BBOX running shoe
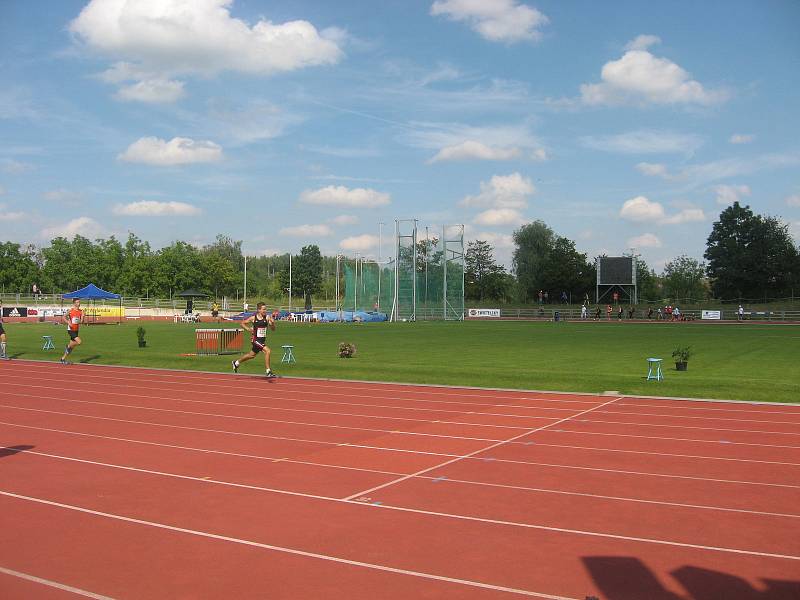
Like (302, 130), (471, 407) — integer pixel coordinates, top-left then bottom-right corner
(60, 358), (70, 365)
(232, 360), (239, 373)
(265, 371), (277, 379)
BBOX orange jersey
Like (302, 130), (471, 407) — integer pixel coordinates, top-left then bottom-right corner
(67, 308), (83, 332)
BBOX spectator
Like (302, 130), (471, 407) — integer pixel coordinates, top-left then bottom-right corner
(538, 290), (543, 305)
(31, 283), (40, 299)
(617, 306), (624, 320)
(594, 306), (601, 321)
(674, 306), (682, 321)
(612, 291), (619, 304)
(657, 307), (663, 320)
(211, 301), (220, 322)
(543, 291), (549, 303)
(606, 304), (612, 320)
(647, 307), (653, 320)
(628, 306), (635, 319)
(560, 291), (568, 304)
(738, 304), (744, 320)
(580, 304), (587, 320)
(185, 299), (193, 315)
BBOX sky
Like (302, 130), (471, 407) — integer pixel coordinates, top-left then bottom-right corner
(1, 0), (799, 270)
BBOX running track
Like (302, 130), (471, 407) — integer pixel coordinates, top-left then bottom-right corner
(1, 360), (799, 599)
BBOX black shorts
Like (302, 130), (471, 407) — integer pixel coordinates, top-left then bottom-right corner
(252, 340), (267, 354)
(68, 330), (80, 341)
(211, 310), (219, 317)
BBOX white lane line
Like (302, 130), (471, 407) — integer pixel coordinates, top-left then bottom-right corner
(618, 402), (800, 415)
(0, 392), (504, 443)
(0, 566), (115, 599)
(594, 409), (800, 426)
(545, 428), (800, 450)
(573, 418), (800, 437)
(0, 372), (584, 416)
(3, 455), (800, 562)
(4, 424), (798, 517)
(0, 492), (577, 600)
(2, 363), (598, 407)
(342, 398), (624, 501)
(1, 381), (557, 430)
(3, 405), (798, 489)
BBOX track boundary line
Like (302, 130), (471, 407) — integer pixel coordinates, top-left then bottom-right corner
(342, 397), (624, 501)
(572, 418), (800, 436)
(8, 359), (800, 407)
(4, 456), (800, 561)
(3, 431), (798, 518)
(0, 566), (115, 599)
(0, 491), (580, 600)
(3, 406), (798, 488)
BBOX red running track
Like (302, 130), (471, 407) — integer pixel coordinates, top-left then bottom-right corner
(1, 360), (799, 599)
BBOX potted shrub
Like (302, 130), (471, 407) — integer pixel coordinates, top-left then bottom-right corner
(338, 342), (356, 358)
(136, 326), (147, 348)
(672, 345), (692, 371)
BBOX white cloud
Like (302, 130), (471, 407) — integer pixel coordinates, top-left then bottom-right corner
(713, 184), (751, 205)
(628, 233), (662, 248)
(474, 207), (525, 226)
(279, 224), (333, 237)
(0, 203), (25, 221)
(472, 231), (514, 249)
(625, 34), (661, 51)
(785, 194), (800, 207)
(581, 130), (703, 154)
(662, 208), (706, 224)
(70, 0), (343, 101)
(1, 159), (34, 174)
(403, 121), (542, 155)
(40, 216), (105, 240)
(112, 200), (202, 216)
(429, 140), (521, 163)
(430, 0), (549, 43)
(790, 222), (800, 241)
(115, 79), (186, 104)
(118, 137), (223, 166)
(340, 234), (379, 251)
(531, 148), (547, 161)
(580, 37), (727, 106)
(331, 214), (359, 225)
(636, 162), (670, 178)
(729, 133), (755, 145)
(619, 196), (665, 222)
(42, 189), (85, 205)
(299, 186), (390, 208)
(460, 172), (534, 209)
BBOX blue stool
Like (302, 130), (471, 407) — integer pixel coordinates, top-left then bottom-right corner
(281, 344), (296, 364)
(42, 335), (55, 350)
(646, 357), (663, 381)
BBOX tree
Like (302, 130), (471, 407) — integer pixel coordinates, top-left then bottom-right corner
(705, 202), (799, 299)
(512, 220), (555, 302)
(293, 245), (323, 308)
(662, 255), (707, 302)
(0, 242), (39, 293)
(465, 240), (507, 301)
(635, 257), (661, 302)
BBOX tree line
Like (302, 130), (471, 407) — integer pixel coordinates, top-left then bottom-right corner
(1, 202), (797, 305)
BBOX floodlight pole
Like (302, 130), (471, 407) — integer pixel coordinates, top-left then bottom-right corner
(243, 255), (247, 307)
(288, 252), (292, 312)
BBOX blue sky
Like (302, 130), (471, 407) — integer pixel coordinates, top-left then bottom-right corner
(1, 0), (799, 269)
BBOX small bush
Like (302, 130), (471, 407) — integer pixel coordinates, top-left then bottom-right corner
(338, 342), (357, 358)
(136, 326), (146, 343)
(672, 345), (693, 362)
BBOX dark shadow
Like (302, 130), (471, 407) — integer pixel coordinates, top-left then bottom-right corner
(78, 355), (101, 364)
(583, 556), (800, 600)
(9, 353), (25, 359)
(0, 445), (35, 458)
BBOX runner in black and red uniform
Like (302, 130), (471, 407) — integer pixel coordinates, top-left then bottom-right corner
(231, 302), (276, 377)
(60, 298), (84, 365)
(0, 301), (8, 360)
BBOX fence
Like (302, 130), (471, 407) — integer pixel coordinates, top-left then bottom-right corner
(467, 307), (800, 322)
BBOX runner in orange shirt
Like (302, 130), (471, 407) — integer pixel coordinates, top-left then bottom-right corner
(60, 298), (84, 364)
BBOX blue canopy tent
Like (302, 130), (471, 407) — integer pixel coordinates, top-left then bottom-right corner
(62, 283), (122, 324)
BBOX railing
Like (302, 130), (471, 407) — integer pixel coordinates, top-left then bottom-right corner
(486, 307), (800, 321)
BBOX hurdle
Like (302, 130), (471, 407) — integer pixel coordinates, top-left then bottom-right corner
(195, 328), (243, 356)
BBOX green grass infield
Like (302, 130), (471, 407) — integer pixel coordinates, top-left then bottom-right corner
(4, 319), (799, 404)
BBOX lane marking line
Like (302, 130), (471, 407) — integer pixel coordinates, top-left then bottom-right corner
(0, 491), (579, 600)
(342, 398), (624, 501)
(0, 566), (115, 599)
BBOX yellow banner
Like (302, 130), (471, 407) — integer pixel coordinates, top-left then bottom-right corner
(84, 306), (124, 317)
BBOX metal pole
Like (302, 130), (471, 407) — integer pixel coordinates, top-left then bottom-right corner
(425, 226), (429, 310)
(378, 222), (384, 261)
(442, 224), (447, 319)
(354, 253), (359, 312)
(393, 220), (399, 322)
(288, 253), (292, 312)
(243, 255), (247, 307)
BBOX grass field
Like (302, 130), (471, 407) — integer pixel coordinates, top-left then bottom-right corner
(4, 319), (799, 403)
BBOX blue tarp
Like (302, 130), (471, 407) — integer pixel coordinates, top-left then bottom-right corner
(317, 311), (388, 323)
(62, 283), (120, 300)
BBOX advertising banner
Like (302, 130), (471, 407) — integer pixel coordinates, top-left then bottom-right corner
(467, 308), (501, 318)
(84, 306), (124, 318)
(2, 306), (28, 317)
(701, 310), (722, 320)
